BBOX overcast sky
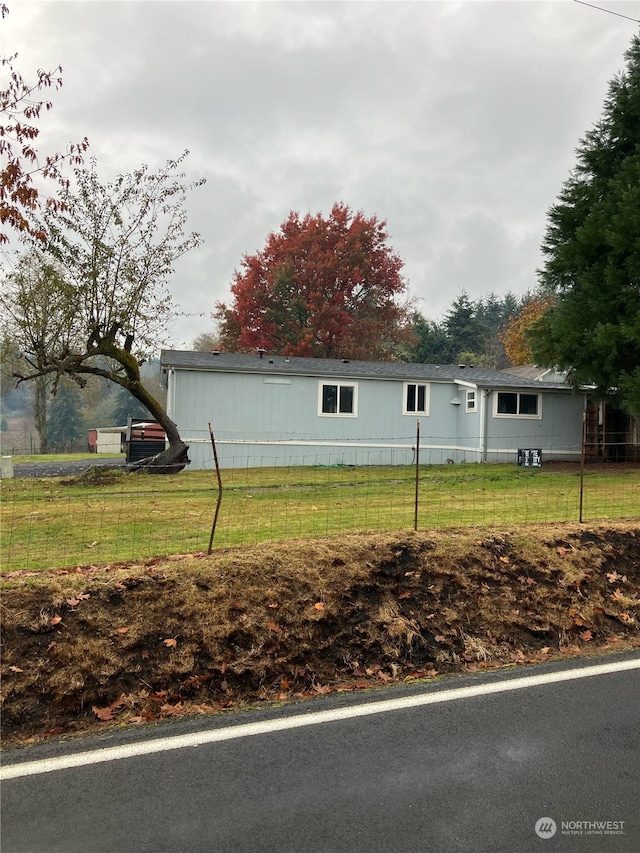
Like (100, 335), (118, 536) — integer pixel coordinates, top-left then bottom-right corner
(5, 0), (639, 348)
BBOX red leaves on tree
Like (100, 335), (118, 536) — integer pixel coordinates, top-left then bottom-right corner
(1, 5), (88, 243)
(215, 203), (414, 360)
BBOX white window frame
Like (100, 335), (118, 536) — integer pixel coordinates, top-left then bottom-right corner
(318, 381), (358, 418)
(493, 391), (542, 419)
(466, 389), (477, 413)
(403, 382), (430, 416)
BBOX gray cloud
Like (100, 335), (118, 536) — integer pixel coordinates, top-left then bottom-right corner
(5, 1), (638, 346)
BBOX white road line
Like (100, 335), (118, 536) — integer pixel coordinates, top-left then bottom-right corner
(2, 657), (639, 780)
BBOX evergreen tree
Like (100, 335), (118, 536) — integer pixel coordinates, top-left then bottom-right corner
(443, 292), (488, 361)
(530, 35), (640, 414)
(47, 382), (84, 450)
(111, 385), (152, 426)
(408, 313), (455, 363)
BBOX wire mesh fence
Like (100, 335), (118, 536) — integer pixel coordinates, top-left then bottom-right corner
(1, 435), (638, 572)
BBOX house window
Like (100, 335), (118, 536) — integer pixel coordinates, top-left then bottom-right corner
(495, 391), (541, 418)
(319, 382), (357, 417)
(466, 390), (477, 412)
(404, 383), (429, 415)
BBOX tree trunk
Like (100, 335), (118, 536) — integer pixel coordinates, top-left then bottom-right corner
(118, 370), (190, 474)
(89, 343), (191, 474)
(125, 439), (190, 475)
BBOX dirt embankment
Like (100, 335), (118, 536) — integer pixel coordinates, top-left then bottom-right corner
(1, 521), (639, 745)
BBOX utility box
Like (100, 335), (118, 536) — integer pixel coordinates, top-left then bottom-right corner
(1, 456), (14, 479)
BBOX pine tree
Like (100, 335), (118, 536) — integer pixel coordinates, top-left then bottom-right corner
(47, 382), (84, 450)
(530, 35), (640, 414)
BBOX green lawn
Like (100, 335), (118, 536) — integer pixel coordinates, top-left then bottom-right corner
(8, 452), (122, 464)
(1, 463), (638, 572)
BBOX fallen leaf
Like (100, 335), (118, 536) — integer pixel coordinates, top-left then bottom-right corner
(66, 597), (80, 607)
(268, 602), (279, 609)
(92, 705), (115, 721)
(150, 691), (168, 701)
(557, 546), (569, 557)
(49, 615), (62, 625)
(405, 668), (438, 679)
(538, 647), (551, 656)
(160, 703), (184, 716)
(130, 712), (153, 725)
(86, 541), (98, 549)
(559, 644), (582, 656)
(607, 570), (622, 583)
(611, 589), (625, 601)
(163, 638), (178, 647)
(265, 620), (281, 633)
(398, 591), (412, 600)
(117, 627), (129, 634)
(499, 556), (510, 564)
(47, 641), (57, 652)
(9, 665), (24, 673)
(579, 630), (593, 642)
(92, 693), (127, 721)
(314, 601), (325, 610)
(434, 635), (446, 643)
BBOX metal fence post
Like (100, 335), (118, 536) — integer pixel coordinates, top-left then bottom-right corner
(414, 419), (420, 531)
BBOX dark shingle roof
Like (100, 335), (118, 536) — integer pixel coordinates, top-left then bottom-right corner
(160, 350), (573, 391)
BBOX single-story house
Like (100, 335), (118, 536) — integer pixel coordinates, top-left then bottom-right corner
(504, 365), (640, 462)
(159, 350), (587, 470)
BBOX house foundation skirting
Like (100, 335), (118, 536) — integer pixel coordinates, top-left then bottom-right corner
(180, 438), (581, 470)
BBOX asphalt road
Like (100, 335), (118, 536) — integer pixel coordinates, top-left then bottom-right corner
(11, 457), (125, 479)
(2, 652), (639, 853)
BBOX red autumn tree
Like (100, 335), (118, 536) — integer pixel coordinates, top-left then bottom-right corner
(215, 203), (414, 360)
(0, 3), (88, 244)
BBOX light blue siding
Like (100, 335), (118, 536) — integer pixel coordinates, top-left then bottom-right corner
(166, 368), (584, 470)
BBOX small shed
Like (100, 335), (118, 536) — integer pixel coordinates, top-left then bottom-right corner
(88, 427), (126, 454)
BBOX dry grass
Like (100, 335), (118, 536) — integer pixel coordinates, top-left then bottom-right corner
(1, 520), (638, 746)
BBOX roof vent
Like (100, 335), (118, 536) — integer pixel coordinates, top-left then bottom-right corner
(342, 358), (349, 363)
(211, 350), (220, 356)
(458, 364), (465, 369)
(257, 348), (266, 359)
